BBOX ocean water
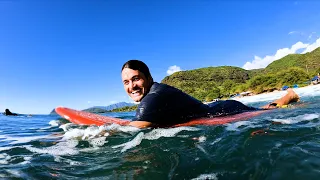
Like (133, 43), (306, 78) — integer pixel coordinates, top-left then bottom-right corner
(1, 85), (320, 180)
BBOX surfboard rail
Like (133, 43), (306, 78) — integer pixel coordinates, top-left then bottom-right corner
(55, 107), (266, 127)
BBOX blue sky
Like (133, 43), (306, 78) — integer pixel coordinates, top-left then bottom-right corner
(1, 0), (320, 114)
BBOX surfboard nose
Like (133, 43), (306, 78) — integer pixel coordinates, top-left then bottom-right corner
(55, 106), (64, 114)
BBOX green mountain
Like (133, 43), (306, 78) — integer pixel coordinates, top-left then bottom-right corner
(162, 66), (252, 101)
(161, 47), (320, 101)
(264, 47), (320, 74)
(49, 102), (135, 115)
(83, 102), (134, 113)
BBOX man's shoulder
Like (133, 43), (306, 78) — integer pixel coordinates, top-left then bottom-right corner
(139, 82), (180, 106)
(150, 82), (180, 94)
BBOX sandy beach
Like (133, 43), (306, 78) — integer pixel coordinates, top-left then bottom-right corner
(231, 84), (320, 105)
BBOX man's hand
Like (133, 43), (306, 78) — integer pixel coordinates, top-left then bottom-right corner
(128, 121), (152, 128)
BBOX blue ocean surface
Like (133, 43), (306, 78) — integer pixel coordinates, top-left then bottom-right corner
(1, 85), (320, 179)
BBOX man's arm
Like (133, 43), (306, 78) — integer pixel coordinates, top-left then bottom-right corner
(261, 88), (300, 109)
(128, 121), (153, 128)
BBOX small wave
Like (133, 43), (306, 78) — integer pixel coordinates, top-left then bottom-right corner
(62, 125), (109, 141)
(112, 132), (144, 153)
(4, 169), (30, 179)
(198, 136), (206, 143)
(0, 134), (51, 145)
(39, 121), (60, 130)
(225, 121), (254, 131)
(49, 120), (59, 127)
(0, 153), (10, 165)
(112, 127), (200, 152)
(25, 140), (79, 156)
(196, 144), (209, 156)
(271, 113), (319, 124)
(61, 123), (140, 141)
(191, 173), (218, 180)
(88, 136), (107, 147)
(210, 138), (222, 145)
(103, 123), (140, 133)
(144, 127), (199, 140)
(54, 156), (82, 165)
(0, 146), (15, 151)
(59, 123), (76, 132)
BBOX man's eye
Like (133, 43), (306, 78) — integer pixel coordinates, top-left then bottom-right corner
(133, 78), (140, 81)
(124, 81), (129, 85)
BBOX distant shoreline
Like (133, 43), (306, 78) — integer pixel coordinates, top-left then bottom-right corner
(231, 83), (320, 105)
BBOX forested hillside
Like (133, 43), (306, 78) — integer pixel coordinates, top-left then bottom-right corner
(162, 47), (320, 101)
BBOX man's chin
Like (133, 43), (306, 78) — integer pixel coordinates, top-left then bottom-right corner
(131, 95), (142, 102)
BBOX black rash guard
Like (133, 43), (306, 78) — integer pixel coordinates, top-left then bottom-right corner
(133, 82), (258, 126)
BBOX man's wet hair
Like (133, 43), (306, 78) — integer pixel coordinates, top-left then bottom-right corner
(122, 60), (153, 82)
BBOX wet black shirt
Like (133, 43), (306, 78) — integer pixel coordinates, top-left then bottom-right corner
(133, 82), (257, 126)
(133, 82), (209, 126)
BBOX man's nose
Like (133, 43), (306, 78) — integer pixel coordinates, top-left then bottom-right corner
(130, 81), (137, 88)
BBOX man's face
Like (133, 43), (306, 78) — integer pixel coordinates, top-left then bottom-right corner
(121, 68), (151, 102)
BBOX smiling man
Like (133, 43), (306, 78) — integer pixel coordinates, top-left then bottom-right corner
(121, 60), (300, 128)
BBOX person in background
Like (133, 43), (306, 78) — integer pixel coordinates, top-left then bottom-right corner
(3, 109), (18, 116)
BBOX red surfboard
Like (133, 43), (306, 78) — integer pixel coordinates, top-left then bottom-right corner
(55, 106), (266, 127)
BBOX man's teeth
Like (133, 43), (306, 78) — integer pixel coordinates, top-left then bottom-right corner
(132, 90), (140, 94)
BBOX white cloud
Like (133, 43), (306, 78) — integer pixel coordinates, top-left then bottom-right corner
(288, 31), (298, 35)
(242, 38), (320, 70)
(167, 65), (182, 75)
(301, 38), (320, 54)
(288, 31), (304, 36)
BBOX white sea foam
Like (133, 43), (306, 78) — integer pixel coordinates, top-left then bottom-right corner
(79, 147), (100, 153)
(88, 136), (107, 147)
(0, 160), (8, 164)
(17, 156), (32, 165)
(0, 153), (6, 159)
(191, 173), (218, 180)
(271, 113), (319, 124)
(0, 134), (51, 145)
(198, 136), (206, 143)
(59, 123), (75, 132)
(196, 144), (209, 156)
(144, 127), (199, 140)
(6, 170), (22, 177)
(81, 126), (106, 140)
(225, 121), (253, 131)
(63, 125), (109, 141)
(111, 127), (200, 152)
(0, 153), (11, 164)
(0, 146), (14, 151)
(61, 123), (140, 141)
(49, 120), (59, 127)
(210, 138), (222, 145)
(19, 160), (31, 165)
(25, 140), (79, 156)
(103, 123), (140, 133)
(112, 132), (145, 153)
(62, 128), (85, 139)
(54, 156), (82, 165)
